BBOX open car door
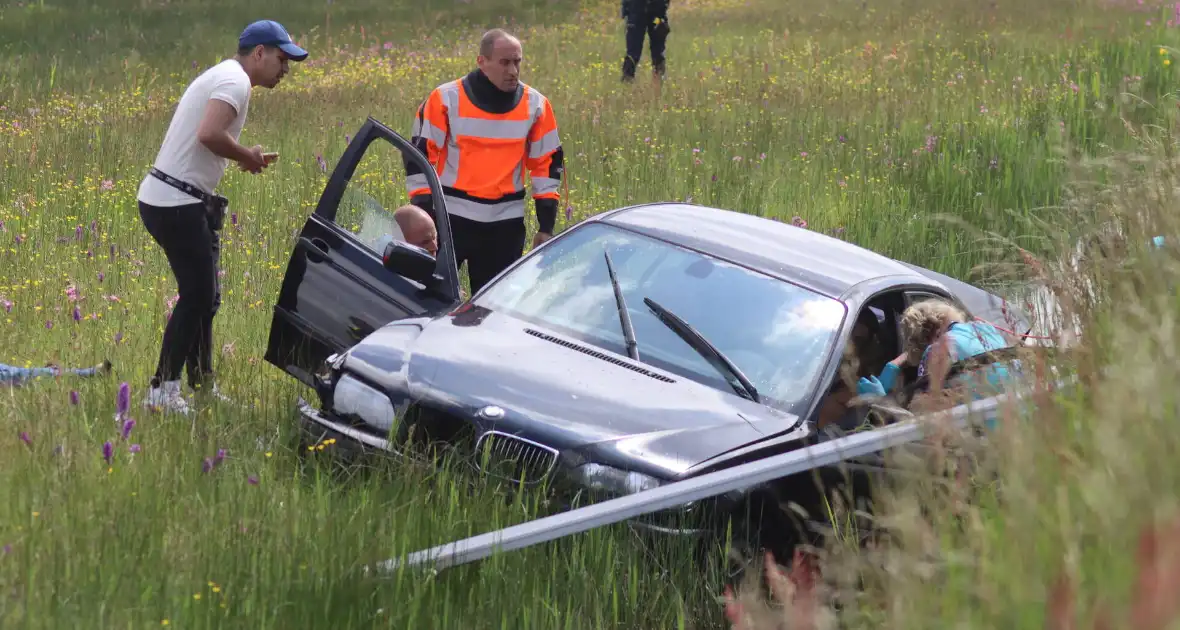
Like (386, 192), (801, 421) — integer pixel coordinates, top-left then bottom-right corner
(265, 117), (462, 387)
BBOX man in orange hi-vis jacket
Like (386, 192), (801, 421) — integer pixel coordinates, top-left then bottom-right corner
(404, 28), (564, 294)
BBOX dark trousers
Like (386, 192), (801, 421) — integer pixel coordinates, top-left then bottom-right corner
(622, 6), (669, 80)
(449, 213), (526, 295)
(139, 201), (221, 389)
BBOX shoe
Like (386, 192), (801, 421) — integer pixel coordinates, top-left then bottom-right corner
(190, 378), (234, 406)
(205, 382), (234, 405)
(144, 379), (192, 416)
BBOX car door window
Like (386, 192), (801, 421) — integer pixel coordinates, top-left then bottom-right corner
(331, 141), (416, 254)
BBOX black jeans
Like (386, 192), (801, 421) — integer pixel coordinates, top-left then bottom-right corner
(139, 201), (221, 389)
(622, 5), (669, 80)
(449, 214), (527, 295)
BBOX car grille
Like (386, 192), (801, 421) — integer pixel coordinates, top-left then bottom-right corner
(473, 431), (558, 486)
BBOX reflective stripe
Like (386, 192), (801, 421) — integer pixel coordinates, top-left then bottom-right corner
(528, 129), (560, 159)
(406, 173), (429, 193)
(452, 117), (533, 139)
(441, 139), (460, 187)
(439, 82), (461, 113)
(532, 177), (560, 196)
(418, 120), (447, 146)
(444, 195), (526, 222)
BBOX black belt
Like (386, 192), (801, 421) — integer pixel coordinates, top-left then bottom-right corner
(148, 167), (228, 231)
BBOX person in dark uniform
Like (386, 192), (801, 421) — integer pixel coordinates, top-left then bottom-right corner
(621, 0), (670, 82)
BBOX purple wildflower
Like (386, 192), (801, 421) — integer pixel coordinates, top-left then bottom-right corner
(45, 320), (53, 330)
(129, 444), (141, 454)
(231, 213), (238, 227)
(114, 331), (123, 345)
(102, 441), (113, 465)
(215, 449), (227, 465)
(121, 418), (136, 440)
(97, 272), (104, 283)
(73, 307), (81, 322)
(74, 225), (83, 240)
(565, 205), (573, 221)
(115, 382), (130, 418)
(248, 475), (259, 485)
(19, 432), (31, 447)
(202, 457), (215, 473)
(69, 390), (79, 405)
(2, 544), (10, 554)
(3, 300), (11, 313)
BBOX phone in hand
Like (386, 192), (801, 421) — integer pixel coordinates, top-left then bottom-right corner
(263, 152), (280, 164)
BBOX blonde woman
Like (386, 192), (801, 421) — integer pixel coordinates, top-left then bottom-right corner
(858, 298), (1016, 401)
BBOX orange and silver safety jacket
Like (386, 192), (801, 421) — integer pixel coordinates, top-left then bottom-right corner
(405, 69), (564, 233)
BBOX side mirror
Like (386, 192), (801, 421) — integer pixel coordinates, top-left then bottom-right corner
(383, 240), (437, 286)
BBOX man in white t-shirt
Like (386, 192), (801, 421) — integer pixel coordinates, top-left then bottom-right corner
(136, 19), (308, 414)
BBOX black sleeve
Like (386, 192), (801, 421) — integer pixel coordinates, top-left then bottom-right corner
(535, 198), (558, 234)
(410, 194), (434, 216)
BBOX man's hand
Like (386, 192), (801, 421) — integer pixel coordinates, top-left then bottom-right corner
(236, 145), (268, 174)
(532, 231), (553, 248)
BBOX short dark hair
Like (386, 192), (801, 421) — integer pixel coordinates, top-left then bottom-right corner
(479, 29), (518, 57)
(237, 43), (277, 57)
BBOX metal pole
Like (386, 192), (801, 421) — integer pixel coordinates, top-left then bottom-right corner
(368, 389), (1025, 576)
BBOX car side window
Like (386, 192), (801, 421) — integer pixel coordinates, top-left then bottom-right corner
(331, 140), (415, 254)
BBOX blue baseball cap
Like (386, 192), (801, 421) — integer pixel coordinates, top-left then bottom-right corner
(239, 20), (308, 61)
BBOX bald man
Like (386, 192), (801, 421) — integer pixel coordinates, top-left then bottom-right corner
(373, 204), (438, 257)
(393, 204), (438, 255)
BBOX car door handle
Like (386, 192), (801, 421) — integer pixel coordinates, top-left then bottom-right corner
(298, 237), (331, 263)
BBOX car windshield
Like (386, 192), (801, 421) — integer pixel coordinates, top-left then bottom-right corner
(474, 222), (848, 410)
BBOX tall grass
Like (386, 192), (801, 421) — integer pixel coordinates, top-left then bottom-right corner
(3, 0), (1180, 627)
(723, 113), (1180, 630)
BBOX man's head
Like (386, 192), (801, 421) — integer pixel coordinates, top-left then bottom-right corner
(394, 204), (438, 255)
(237, 20), (309, 88)
(476, 29), (522, 92)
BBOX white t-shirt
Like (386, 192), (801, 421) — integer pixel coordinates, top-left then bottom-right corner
(137, 59), (252, 207)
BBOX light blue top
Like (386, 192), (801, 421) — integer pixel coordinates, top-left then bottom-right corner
(918, 320), (1017, 401)
(857, 320), (1019, 427)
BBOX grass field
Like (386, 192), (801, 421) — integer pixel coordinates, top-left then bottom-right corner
(5, 0), (1180, 627)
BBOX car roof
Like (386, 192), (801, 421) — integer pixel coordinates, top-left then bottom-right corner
(596, 202), (931, 298)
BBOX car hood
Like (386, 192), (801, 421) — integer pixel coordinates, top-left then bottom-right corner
(342, 304), (809, 479)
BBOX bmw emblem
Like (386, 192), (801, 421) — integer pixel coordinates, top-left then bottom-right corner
(478, 405), (505, 419)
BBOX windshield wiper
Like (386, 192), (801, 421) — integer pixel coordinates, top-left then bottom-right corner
(642, 296), (760, 403)
(603, 249), (640, 361)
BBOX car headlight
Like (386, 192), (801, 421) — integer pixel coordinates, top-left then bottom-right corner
(577, 463), (663, 496)
(332, 373), (396, 432)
